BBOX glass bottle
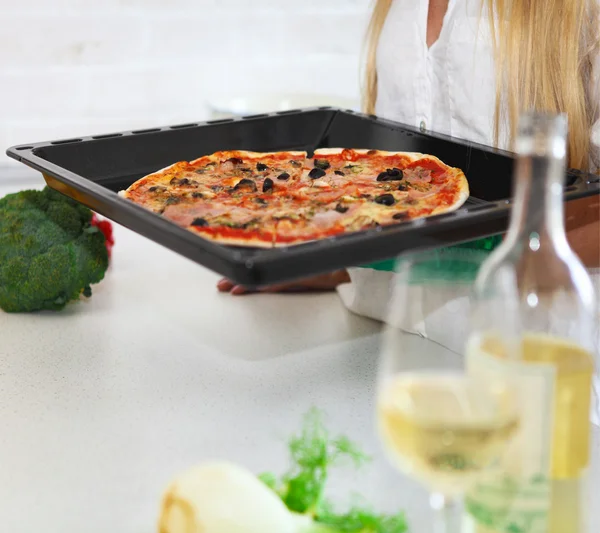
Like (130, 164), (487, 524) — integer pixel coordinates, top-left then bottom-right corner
(465, 112), (598, 533)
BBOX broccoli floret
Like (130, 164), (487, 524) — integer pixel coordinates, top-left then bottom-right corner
(0, 187), (109, 312)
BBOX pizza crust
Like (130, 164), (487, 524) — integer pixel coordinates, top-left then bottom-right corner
(189, 231), (312, 248)
(313, 147), (426, 162)
(430, 188), (470, 215)
(312, 147), (345, 156)
(119, 161), (189, 199)
(191, 150), (306, 166)
(430, 166), (470, 215)
(189, 224), (322, 248)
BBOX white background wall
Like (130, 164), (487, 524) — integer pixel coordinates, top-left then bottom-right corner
(0, 0), (371, 166)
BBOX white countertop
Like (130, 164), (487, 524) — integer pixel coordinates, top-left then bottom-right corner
(0, 171), (598, 533)
(0, 173), (432, 532)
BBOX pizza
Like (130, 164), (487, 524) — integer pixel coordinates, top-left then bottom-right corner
(119, 148), (469, 247)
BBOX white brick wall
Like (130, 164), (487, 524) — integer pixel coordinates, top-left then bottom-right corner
(0, 0), (371, 166)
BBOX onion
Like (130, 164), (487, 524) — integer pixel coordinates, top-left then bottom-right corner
(158, 461), (299, 533)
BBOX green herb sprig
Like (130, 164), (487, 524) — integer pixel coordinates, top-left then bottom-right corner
(259, 409), (408, 533)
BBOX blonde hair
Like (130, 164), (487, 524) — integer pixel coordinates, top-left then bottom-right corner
(362, 0), (600, 170)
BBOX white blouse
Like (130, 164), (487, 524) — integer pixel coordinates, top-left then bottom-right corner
(374, 0), (600, 157)
(337, 0), (600, 417)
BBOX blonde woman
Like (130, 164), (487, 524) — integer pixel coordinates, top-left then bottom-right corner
(218, 0), (600, 325)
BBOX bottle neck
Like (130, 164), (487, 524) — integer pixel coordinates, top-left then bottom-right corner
(506, 153), (568, 247)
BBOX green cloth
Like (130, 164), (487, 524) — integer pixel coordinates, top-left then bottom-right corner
(359, 236), (504, 278)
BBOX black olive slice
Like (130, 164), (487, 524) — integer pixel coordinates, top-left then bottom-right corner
(374, 193), (396, 206)
(377, 168), (404, 181)
(172, 178), (197, 187)
(191, 217), (208, 227)
(233, 179), (257, 192)
(334, 170), (345, 176)
(262, 178), (274, 192)
(335, 204), (349, 213)
(314, 159), (330, 170)
(256, 163), (268, 171)
(277, 172), (290, 181)
(308, 168), (326, 179)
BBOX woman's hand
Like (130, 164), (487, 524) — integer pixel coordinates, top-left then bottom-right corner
(217, 269), (351, 295)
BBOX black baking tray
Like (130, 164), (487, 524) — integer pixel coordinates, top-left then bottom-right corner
(7, 108), (600, 287)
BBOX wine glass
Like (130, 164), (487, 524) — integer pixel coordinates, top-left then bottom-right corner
(375, 248), (520, 533)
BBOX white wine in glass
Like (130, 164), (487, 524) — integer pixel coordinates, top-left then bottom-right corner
(377, 250), (520, 533)
(378, 373), (519, 499)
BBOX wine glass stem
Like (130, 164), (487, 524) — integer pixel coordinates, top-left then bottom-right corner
(430, 492), (461, 533)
